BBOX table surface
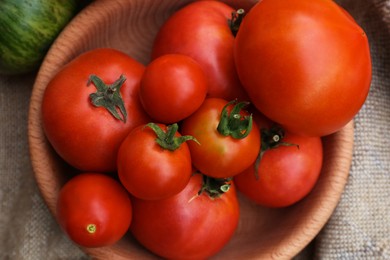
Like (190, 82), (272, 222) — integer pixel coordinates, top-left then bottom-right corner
(1, 0), (389, 259)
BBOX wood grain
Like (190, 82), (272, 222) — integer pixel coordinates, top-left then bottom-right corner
(27, 0), (354, 259)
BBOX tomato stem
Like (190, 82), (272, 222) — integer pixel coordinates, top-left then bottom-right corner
(217, 100), (253, 139)
(229, 8), (245, 37)
(145, 123), (199, 151)
(198, 174), (232, 199)
(88, 74), (127, 122)
(254, 125), (299, 179)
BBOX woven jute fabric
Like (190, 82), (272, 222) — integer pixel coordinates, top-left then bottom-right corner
(0, 0), (389, 259)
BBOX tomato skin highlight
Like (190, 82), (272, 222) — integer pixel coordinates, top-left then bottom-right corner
(152, 0), (248, 101)
(181, 98), (260, 178)
(41, 48), (150, 172)
(57, 173), (132, 248)
(130, 173), (240, 260)
(234, 0), (372, 136)
(234, 131), (323, 208)
(117, 123), (193, 200)
(139, 54), (207, 124)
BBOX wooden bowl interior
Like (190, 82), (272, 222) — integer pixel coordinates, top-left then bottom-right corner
(28, 0), (354, 259)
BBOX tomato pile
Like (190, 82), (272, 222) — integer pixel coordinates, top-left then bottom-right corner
(41, 0), (371, 258)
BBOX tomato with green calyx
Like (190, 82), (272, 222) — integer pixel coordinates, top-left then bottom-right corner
(234, 123), (323, 208)
(118, 123), (197, 200)
(181, 98), (260, 178)
(57, 173), (132, 248)
(130, 173), (239, 260)
(42, 48), (150, 172)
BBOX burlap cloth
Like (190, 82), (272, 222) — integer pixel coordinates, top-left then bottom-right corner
(1, 0), (389, 259)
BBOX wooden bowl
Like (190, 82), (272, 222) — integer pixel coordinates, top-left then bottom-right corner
(28, 0), (354, 259)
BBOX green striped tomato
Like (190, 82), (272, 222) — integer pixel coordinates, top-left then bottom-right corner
(0, 0), (77, 75)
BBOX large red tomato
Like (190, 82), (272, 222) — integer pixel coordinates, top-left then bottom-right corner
(234, 0), (372, 136)
(234, 125), (323, 208)
(42, 48), (150, 172)
(57, 173), (132, 247)
(130, 173), (239, 260)
(152, 0), (248, 101)
(117, 123), (195, 200)
(181, 98), (260, 178)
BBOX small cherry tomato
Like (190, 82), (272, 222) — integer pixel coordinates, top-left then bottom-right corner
(234, 124), (323, 208)
(117, 123), (197, 200)
(139, 54), (207, 124)
(181, 98), (260, 178)
(57, 173), (132, 247)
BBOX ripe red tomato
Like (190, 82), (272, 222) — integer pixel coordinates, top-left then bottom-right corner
(234, 0), (372, 136)
(57, 173), (132, 247)
(234, 126), (323, 208)
(181, 98), (260, 178)
(42, 48), (150, 172)
(139, 54), (207, 123)
(152, 0), (248, 101)
(117, 123), (195, 200)
(130, 173), (239, 260)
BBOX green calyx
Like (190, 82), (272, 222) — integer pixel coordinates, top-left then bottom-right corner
(145, 123), (199, 151)
(88, 74), (127, 123)
(254, 125), (299, 179)
(228, 8), (246, 37)
(198, 174), (232, 199)
(217, 100), (253, 139)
